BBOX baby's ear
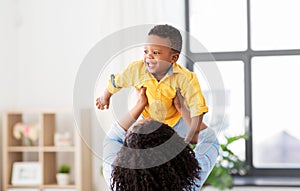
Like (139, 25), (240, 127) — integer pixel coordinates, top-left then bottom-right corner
(171, 53), (179, 63)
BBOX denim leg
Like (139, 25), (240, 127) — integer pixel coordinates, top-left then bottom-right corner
(172, 118), (189, 138)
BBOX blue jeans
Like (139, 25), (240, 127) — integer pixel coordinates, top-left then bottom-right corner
(172, 117), (189, 139)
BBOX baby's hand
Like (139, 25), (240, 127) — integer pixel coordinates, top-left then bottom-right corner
(96, 96), (110, 110)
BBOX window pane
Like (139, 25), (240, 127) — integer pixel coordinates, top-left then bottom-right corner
(194, 61), (245, 160)
(252, 56), (300, 168)
(251, 0), (300, 50)
(189, 0), (247, 52)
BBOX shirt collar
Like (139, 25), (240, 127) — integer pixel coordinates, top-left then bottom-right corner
(167, 64), (174, 75)
(172, 62), (185, 74)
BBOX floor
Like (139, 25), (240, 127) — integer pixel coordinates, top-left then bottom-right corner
(99, 176), (300, 191)
(100, 185), (300, 191)
(202, 186), (300, 191)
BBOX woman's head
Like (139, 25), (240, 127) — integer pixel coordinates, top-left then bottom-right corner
(111, 120), (201, 191)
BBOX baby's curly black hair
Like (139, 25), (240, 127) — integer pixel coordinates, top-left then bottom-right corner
(110, 120), (201, 191)
(148, 24), (182, 53)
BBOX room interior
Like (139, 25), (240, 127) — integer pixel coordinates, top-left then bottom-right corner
(1, 0), (300, 190)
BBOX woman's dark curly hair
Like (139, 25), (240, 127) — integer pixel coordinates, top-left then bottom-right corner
(110, 120), (201, 191)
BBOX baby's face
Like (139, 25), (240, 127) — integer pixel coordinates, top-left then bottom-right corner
(144, 35), (178, 77)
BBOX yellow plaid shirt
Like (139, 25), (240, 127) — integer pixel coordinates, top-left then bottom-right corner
(107, 60), (208, 127)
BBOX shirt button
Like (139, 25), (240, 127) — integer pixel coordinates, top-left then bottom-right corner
(156, 88), (160, 92)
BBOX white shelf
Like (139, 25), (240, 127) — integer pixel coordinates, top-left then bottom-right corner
(2, 110), (92, 191)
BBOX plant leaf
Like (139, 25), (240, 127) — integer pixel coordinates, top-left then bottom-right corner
(226, 134), (248, 145)
(205, 166), (233, 190)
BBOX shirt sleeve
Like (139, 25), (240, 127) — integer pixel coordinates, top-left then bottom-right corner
(107, 61), (140, 94)
(192, 128), (220, 189)
(102, 122), (126, 186)
(180, 72), (208, 117)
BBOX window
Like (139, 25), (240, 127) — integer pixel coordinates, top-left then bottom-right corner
(251, 0), (300, 50)
(186, 0), (300, 179)
(194, 61), (245, 160)
(189, 0), (247, 52)
(252, 56), (300, 168)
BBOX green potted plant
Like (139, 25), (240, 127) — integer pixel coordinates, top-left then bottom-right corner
(56, 164), (71, 185)
(204, 134), (249, 190)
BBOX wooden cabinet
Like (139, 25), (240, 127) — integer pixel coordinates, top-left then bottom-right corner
(2, 110), (92, 191)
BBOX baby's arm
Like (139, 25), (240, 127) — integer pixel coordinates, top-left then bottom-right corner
(96, 61), (141, 110)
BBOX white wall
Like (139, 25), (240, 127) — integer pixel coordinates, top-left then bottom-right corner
(0, 0), (18, 108)
(0, 0), (18, 189)
(0, 0), (185, 190)
(16, 0), (99, 108)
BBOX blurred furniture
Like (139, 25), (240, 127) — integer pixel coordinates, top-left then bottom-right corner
(2, 109), (92, 191)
